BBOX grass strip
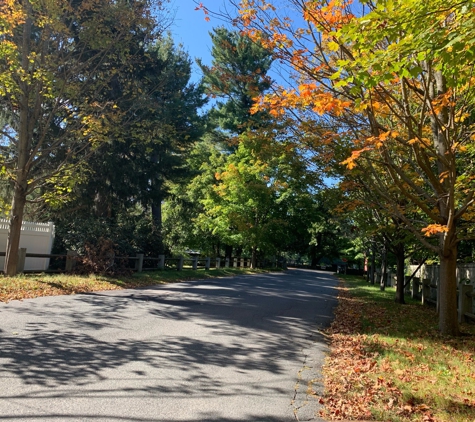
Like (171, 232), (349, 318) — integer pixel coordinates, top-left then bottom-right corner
(320, 274), (475, 422)
(0, 267), (277, 303)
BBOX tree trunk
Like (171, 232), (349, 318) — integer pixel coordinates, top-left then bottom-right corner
(251, 246), (257, 269)
(151, 201), (164, 255)
(365, 251), (370, 282)
(394, 243), (406, 304)
(370, 242), (376, 284)
(4, 189), (27, 276)
(5, 7), (32, 277)
(438, 233), (459, 336)
(225, 244), (233, 260)
(380, 245), (387, 291)
(310, 244), (317, 268)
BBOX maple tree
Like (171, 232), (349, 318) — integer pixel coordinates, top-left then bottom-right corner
(0, 0), (163, 275)
(196, 131), (315, 267)
(337, 159), (427, 303)
(235, 0), (475, 335)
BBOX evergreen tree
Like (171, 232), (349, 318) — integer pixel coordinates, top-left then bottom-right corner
(198, 27), (273, 136)
(49, 37), (206, 256)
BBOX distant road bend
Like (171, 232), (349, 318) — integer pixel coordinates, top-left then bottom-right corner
(0, 268), (338, 421)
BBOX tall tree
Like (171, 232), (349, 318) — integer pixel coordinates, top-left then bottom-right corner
(197, 26), (273, 135)
(197, 132), (315, 267)
(172, 27), (276, 260)
(0, 0), (162, 275)
(48, 36), (206, 256)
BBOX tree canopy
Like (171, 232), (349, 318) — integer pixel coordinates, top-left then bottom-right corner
(0, 0), (166, 274)
(234, 0), (475, 335)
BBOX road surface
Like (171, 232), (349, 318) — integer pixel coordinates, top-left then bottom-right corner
(0, 269), (338, 421)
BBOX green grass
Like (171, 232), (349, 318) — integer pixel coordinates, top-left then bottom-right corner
(0, 267), (279, 303)
(322, 274), (475, 422)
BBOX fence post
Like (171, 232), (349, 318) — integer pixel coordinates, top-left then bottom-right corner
(216, 257), (221, 269)
(192, 256), (198, 270)
(241, 257), (245, 268)
(205, 257), (210, 270)
(458, 284), (474, 323)
(17, 248), (26, 273)
(178, 255), (184, 271)
(233, 258), (238, 268)
(65, 250), (78, 272)
(386, 272), (393, 287)
(158, 254), (165, 270)
(412, 277), (420, 299)
(422, 279), (431, 305)
(135, 253), (144, 272)
(225, 257), (230, 268)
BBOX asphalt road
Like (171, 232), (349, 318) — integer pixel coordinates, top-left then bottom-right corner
(0, 269), (338, 422)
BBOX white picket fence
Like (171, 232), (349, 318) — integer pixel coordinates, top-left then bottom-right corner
(0, 220), (55, 271)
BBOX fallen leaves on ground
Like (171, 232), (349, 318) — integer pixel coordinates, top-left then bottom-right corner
(0, 276), (126, 303)
(318, 278), (475, 421)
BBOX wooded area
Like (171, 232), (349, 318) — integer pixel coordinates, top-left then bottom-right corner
(1, 0), (475, 335)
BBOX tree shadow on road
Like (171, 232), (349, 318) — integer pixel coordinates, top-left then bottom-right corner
(0, 269), (335, 421)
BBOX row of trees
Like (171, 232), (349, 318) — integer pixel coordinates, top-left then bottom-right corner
(230, 0), (475, 335)
(6, 0), (473, 336)
(1, 2), (350, 279)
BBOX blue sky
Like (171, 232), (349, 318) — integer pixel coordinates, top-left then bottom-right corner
(168, 1), (297, 86)
(169, 0), (233, 82)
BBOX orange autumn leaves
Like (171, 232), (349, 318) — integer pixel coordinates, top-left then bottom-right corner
(238, 0), (475, 243)
(251, 84), (351, 118)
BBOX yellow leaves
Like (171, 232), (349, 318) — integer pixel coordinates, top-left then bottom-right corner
(298, 82), (317, 98)
(238, 1), (258, 27)
(454, 110), (470, 123)
(249, 102), (260, 115)
(303, 0), (355, 34)
(0, 0), (26, 35)
(421, 224), (449, 237)
(311, 93), (351, 116)
(364, 131), (399, 148)
(270, 32), (293, 48)
(376, 131), (390, 147)
(252, 87), (349, 117)
(327, 41), (340, 51)
(431, 89), (454, 115)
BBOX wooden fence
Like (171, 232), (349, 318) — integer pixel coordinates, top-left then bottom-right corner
(376, 269), (475, 324)
(3, 248), (286, 274)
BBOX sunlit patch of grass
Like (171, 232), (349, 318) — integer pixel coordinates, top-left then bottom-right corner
(321, 274), (475, 422)
(0, 267), (280, 303)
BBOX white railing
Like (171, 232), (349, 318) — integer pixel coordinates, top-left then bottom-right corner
(0, 220), (55, 271)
